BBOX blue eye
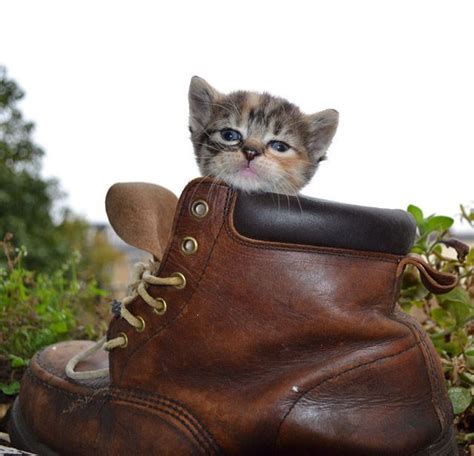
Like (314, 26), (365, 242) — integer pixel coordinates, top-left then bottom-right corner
(220, 129), (242, 142)
(269, 141), (290, 153)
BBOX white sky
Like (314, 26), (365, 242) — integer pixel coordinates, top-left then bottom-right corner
(1, 1), (473, 229)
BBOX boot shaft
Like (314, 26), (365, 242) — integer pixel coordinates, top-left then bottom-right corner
(109, 179), (416, 386)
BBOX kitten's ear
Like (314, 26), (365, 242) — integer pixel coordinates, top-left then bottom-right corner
(188, 76), (221, 133)
(306, 109), (339, 158)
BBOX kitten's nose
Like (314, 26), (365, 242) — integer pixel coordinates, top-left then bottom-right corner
(242, 146), (262, 162)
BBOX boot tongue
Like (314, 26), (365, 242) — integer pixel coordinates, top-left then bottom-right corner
(105, 182), (178, 260)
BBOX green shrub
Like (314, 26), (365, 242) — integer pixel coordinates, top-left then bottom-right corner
(0, 234), (109, 395)
(400, 204), (474, 447)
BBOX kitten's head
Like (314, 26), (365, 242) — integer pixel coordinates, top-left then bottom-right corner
(188, 76), (338, 194)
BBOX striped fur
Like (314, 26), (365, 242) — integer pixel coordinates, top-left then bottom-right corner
(188, 76), (338, 194)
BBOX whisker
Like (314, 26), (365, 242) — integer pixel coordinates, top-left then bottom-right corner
(193, 141), (225, 154)
(188, 174), (214, 202)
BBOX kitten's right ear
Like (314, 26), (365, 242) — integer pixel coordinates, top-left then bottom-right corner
(306, 109), (339, 159)
(188, 76), (220, 133)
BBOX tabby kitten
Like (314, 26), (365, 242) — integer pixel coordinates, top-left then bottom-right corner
(188, 76), (339, 194)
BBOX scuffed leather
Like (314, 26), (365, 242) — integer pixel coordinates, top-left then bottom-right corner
(18, 178), (454, 455)
(276, 344), (441, 454)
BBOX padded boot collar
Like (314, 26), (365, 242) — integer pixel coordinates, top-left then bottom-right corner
(232, 189), (416, 255)
(104, 177), (416, 257)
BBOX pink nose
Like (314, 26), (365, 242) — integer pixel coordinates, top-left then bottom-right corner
(242, 147), (261, 162)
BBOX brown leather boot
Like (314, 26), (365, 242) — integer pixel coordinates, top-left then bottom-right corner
(9, 177), (459, 455)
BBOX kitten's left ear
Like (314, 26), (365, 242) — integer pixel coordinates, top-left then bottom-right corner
(188, 76), (221, 133)
(306, 109), (339, 158)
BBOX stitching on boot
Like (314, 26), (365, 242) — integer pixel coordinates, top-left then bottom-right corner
(26, 368), (87, 400)
(36, 346), (85, 380)
(111, 396), (215, 454)
(223, 192), (403, 263)
(24, 369), (221, 454)
(34, 351), (214, 445)
(110, 394), (220, 454)
(274, 342), (420, 451)
(117, 184), (232, 378)
(391, 310), (451, 453)
(412, 425), (455, 455)
(26, 182), (227, 454)
(30, 360), (220, 453)
(111, 387), (221, 453)
(388, 266), (451, 451)
(393, 314), (450, 455)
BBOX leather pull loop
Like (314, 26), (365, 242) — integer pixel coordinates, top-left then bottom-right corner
(439, 238), (470, 262)
(397, 255), (458, 294)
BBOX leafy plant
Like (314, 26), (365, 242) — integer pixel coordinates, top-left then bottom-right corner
(400, 204), (474, 448)
(0, 234), (110, 396)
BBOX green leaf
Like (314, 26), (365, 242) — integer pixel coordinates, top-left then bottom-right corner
(407, 205), (424, 226)
(463, 432), (474, 442)
(466, 348), (474, 369)
(423, 215), (454, 235)
(435, 330), (468, 356)
(9, 354), (28, 368)
(0, 380), (20, 396)
(438, 287), (473, 307)
(431, 307), (455, 328)
(436, 288), (474, 329)
(447, 301), (473, 328)
(460, 204), (474, 226)
(466, 358), (474, 370)
(50, 321), (68, 334)
(467, 247), (474, 264)
(448, 386), (472, 414)
(460, 371), (474, 385)
(410, 245), (426, 255)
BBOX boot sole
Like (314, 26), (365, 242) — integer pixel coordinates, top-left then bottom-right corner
(8, 398), (58, 456)
(8, 396), (458, 455)
(416, 425), (459, 456)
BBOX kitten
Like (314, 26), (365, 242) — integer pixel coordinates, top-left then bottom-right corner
(188, 76), (338, 194)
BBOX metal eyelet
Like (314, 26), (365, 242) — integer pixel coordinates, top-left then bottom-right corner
(181, 236), (198, 255)
(190, 200), (209, 218)
(117, 332), (128, 348)
(172, 272), (186, 289)
(153, 298), (167, 316)
(135, 316), (146, 332)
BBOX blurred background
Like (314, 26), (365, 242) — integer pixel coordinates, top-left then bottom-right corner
(1, 1), (473, 218)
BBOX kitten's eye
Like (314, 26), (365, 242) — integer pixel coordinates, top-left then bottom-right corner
(220, 129), (242, 142)
(269, 140), (290, 153)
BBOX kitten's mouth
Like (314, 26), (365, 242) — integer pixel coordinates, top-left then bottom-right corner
(238, 166), (259, 178)
(222, 162), (273, 192)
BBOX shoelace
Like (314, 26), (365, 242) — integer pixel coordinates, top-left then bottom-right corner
(65, 261), (185, 380)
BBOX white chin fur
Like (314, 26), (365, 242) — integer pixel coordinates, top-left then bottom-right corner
(219, 172), (276, 193)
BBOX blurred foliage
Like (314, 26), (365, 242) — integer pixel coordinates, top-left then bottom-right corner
(400, 204), (474, 449)
(0, 65), (61, 271)
(0, 66), (125, 276)
(0, 66), (124, 408)
(56, 216), (124, 287)
(0, 234), (110, 396)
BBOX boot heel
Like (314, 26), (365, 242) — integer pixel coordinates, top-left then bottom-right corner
(8, 398), (58, 456)
(418, 426), (458, 456)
